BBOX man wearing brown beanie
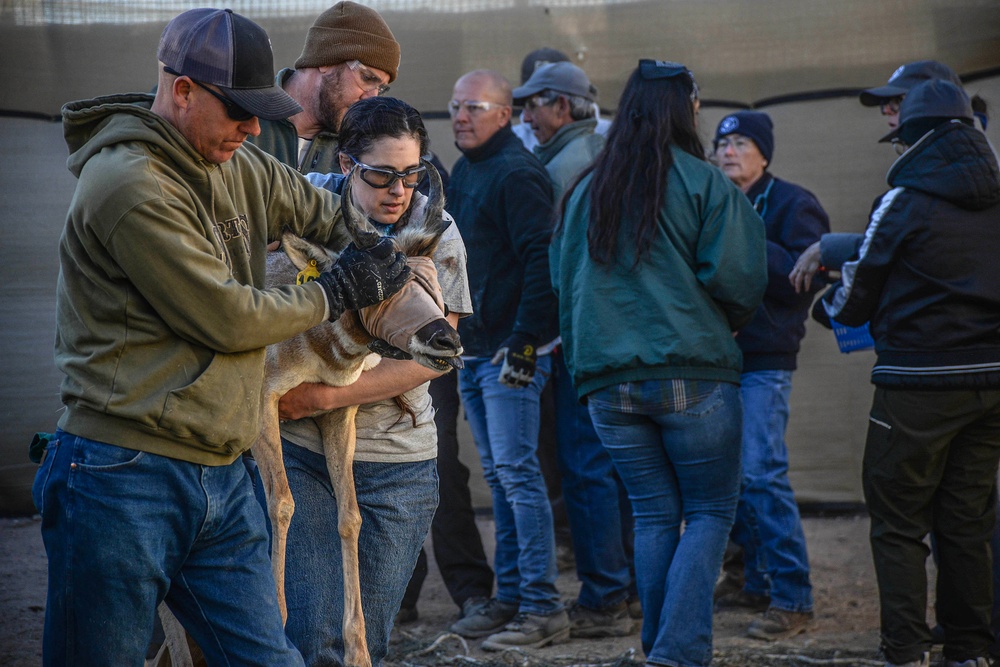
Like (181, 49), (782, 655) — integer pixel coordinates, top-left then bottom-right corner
(248, 1), (400, 174)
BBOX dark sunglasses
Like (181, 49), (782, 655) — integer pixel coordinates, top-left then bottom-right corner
(163, 66), (254, 121)
(348, 155), (426, 189)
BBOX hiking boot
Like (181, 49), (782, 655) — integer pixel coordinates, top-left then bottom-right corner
(945, 659), (991, 667)
(714, 590), (771, 613)
(394, 606), (418, 625)
(449, 598), (517, 638)
(747, 607), (815, 641)
(884, 652), (929, 667)
(568, 600), (637, 638)
(626, 594), (643, 620)
(458, 596), (488, 619)
(481, 610), (571, 651)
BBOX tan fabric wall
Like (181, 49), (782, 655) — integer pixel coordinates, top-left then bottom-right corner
(1, 0), (999, 514)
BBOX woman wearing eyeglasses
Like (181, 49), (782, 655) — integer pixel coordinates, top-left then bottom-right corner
(276, 96), (472, 666)
(549, 60), (767, 667)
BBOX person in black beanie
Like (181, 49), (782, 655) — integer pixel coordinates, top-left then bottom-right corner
(711, 110), (830, 642)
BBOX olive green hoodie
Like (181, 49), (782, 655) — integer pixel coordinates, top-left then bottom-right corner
(57, 93), (349, 465)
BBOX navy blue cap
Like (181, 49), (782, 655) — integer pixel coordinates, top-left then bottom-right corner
(714, 110), (775, 164)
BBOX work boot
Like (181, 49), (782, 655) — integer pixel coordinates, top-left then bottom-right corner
(481, 610), (571, 650)
(884, 652), (930, 667)
(458, 596), (488, 619)
(714, 589), (771, 613)
(747, 607), (815, 641)
(449, 598), (518, 638)
(568, 600), (637, 638)
(626, 594), (643, 620)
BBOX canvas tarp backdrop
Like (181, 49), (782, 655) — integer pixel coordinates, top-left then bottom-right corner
(2, 0), (999, 516)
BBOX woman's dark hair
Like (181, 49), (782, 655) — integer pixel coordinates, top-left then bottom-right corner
(338, 96), (429, 160)
(570, 64), (703, 266)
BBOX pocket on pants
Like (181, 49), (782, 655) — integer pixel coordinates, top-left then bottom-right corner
(31, 436), (60, 515)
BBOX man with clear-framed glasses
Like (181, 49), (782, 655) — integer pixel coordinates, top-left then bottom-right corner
(446, 69), (571, 650)
(248, 1), (400, 174)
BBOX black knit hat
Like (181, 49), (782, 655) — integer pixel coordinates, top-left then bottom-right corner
(158, 8), (302, 121)
(714, 111), (774, 164)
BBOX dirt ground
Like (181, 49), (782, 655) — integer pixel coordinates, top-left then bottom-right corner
(1, 511), (935, 666)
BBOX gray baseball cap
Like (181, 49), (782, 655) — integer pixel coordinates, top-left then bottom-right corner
(859, 60), (962, 107)
(512, 62), (596, 103)
(158, 8), (302, 120)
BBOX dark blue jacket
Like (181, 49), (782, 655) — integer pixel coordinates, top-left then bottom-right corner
(823, 121), (1000, 388)
(735, 173), (830, 372)
(448, 125), (557, 356)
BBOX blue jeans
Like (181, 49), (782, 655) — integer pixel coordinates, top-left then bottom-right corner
(282, 440), (438, 667)
(588, 381), (742, 667)
(32, 431), (302, 666)
(458, 355), (561, 615)
(552, 351), (634, 610)
(730, 370), (813, 612)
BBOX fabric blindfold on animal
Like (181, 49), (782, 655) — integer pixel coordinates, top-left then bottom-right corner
(358, 255), (444, 351)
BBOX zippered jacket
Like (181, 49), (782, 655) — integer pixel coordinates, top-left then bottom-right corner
(823, 121), (1000, 388)
(551, 147), (767, 399)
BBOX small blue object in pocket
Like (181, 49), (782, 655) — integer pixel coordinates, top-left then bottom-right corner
(833, 323), (874, 353)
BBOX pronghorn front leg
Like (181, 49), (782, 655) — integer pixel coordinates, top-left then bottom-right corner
(316, 407), (370, 667)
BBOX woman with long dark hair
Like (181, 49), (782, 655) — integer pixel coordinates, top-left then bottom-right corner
(550, 60), (767, 666)
(277, 96), (472, 666)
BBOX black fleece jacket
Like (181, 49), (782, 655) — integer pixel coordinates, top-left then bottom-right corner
(823, 121), (1000, 388)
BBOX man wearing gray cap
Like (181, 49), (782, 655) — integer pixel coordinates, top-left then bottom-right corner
(249, 0), (401, 173)
(32, 8), (408, 665)
(820, 79), (1000, 667)
(512, 61), (638, 640)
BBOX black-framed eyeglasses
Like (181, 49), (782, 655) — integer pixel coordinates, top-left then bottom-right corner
(163, 66), (254, 121)
(348, 155), (426, 189)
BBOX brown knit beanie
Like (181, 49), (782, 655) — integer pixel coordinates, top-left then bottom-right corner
(294, 1), (400, 82)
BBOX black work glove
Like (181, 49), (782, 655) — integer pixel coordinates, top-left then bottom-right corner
(368, 338), (413, 360)
(490, 332), (538, 388)
(316, 238), (409, 321)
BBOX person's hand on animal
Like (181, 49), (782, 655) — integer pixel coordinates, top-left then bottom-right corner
(491, 332), (538, 388)
(278, 382), (337, 420)
(789, 240), (823, 294)
(317, 238), (410, 319)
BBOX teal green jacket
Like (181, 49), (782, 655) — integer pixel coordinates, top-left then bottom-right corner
(58, 93), (347, 465)
(550, 147), (767, 399)
(534, 118), (604, 202)
(247, 69), (342, 174)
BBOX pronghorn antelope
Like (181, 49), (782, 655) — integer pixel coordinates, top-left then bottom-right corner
(153, 162), (462, 667)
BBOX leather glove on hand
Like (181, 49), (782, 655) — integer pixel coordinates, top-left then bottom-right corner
(316, 238), (410, 321)
(491, 332), (538, 388)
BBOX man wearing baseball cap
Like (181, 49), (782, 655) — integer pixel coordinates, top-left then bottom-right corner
(820, 79), (1000, 667)
(511, 61), (641, 640)
(859, 60), (963, 131)
(249, 1), (401, 174)
(34, 8), (409, 664)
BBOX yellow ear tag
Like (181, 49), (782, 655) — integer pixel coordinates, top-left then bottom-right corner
(296, 260), (321, 285)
